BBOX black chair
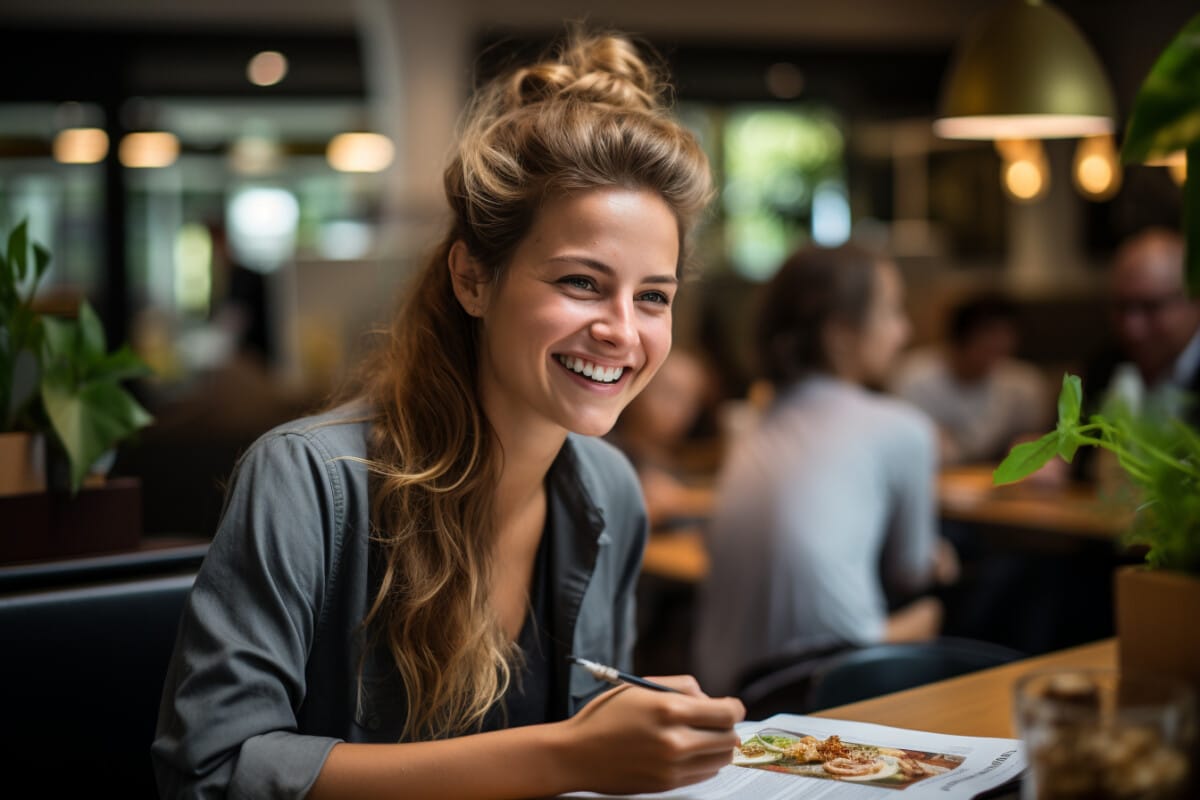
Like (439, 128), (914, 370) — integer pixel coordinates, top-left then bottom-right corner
(0, 571), (195, 797)
(805, 636), (1027, 711)
(738, 636), (1026, 719)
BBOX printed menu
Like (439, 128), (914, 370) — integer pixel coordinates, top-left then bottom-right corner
(567, 713), (1024, 799)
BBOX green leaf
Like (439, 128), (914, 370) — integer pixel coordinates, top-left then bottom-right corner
(7, 219), (28, 281)
(90, 345), (153, 383)
(993, 432), (1060, 485)
(31, 242), (50, 283)
(77, 301), (107, 365)
(40, 373), (153, 494)
(39, 314), (76, 366)
(1058, 435), (1080, 464)
(1121, 12), (1200, 164)
(1187, 144), (1200, 297)
(7, 347), (39, 425)
(1057, 374), (1083, 427)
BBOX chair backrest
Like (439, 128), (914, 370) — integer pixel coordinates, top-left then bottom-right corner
(737, 636), (1025, 719)
(805, 636), (1027, 711)
(0, 571), (195, 798)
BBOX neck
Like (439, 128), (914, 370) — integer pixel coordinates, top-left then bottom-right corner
(484, 405), (566, 528)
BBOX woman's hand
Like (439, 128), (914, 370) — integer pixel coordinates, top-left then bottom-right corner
(554, 674), (745, 795)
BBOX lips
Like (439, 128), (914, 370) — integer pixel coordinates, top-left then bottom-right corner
(556, 354), (625, 384)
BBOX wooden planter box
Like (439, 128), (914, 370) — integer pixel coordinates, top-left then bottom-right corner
(1115, 565), (1200, 692)
(0, 477), (142, 565)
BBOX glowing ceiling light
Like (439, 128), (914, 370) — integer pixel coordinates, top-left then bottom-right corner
(247, 51), (288, 87)
(326, 132), (394, 173)
(119, 132), (180, 168)
(933, 0), (1116, 141)
(1072, 134), (1122, 200)
(53, 127), (108, 164)
(997, 138), (1049, 202)
(1146, 151), (1187, 187)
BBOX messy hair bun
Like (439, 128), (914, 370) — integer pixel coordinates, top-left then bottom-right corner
(505, 33), (663, 111)
(449, 27), (711, 273)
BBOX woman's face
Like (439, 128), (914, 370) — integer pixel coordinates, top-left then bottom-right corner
(471, 187), (679, 442)
(853, 259), (910, 386)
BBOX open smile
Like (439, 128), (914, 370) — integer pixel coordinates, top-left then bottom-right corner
(555, 355), (627, 385)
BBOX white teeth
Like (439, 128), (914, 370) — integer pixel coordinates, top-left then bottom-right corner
(557, 355), (624, 384)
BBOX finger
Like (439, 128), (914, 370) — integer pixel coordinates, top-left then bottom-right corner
(663, 694), (746, 729)
(644, 674), (704, 696)
(676, 725), (743, 755)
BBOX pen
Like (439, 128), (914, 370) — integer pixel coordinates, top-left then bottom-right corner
(568, 655), (682, 693)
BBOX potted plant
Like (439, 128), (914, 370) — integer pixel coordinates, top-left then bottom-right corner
(1, 218), (154, 560)
(994, 374), (1200, 691)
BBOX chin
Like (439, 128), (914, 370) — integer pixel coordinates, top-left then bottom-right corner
(565, 414), (621, 438)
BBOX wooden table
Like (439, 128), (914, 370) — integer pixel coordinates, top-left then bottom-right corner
(640, 463), (1136, 584)
(642, 526), (709, 583)
(939, 465), (1131, 541)
(812, 638), (1117, 738)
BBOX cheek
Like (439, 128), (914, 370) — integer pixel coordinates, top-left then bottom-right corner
(641, 320), (673, 375)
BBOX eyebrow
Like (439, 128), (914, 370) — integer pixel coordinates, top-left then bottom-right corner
(550, 255), (678, 285)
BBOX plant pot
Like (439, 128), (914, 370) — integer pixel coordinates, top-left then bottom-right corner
(0, 431), (46, 497)
(0, 476), (143, 564)
(1115, 565), (1200, 692)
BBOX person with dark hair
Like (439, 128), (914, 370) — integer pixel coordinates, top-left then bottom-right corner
(891, 290), (1051, 465)
(692, 244), (956, 697)
(152, 29), (743, 799)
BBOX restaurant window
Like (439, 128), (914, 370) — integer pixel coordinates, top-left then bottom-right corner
(0, 103), (106, 298)
(680, 103), (848, 283)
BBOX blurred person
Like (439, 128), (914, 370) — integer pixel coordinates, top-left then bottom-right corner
(692, 244), (957, 697)
(891, 291), (1052, 465)
(1087, 227), (1200, 423)
(153, 29), (743, 800)
(609, 347), (718, 527)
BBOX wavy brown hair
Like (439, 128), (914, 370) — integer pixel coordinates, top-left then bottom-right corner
(359, 27), (712, 741)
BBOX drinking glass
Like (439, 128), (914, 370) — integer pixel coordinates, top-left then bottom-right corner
(1013, 667), (1195, 799)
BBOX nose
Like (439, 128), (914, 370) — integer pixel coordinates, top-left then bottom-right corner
(590, 297), (638, 349)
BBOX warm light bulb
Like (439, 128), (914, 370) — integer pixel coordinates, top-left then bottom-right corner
(999, 139), (1048, 203)
(247, 51), (288, 87)
(53, 127), (109, 164)
(1144, 151), (1187, 186)
(1072, 135), (1121, 200)
(1005, 159), (1045, 201)
(119, 132), (180, 168)
(326, 132), (394, 173)
(1169, 158), (1187, 186)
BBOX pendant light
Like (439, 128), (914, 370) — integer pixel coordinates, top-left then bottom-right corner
(933, 0), (1116, 141)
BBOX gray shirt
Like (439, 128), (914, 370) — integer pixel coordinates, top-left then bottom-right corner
(693, 377), (937, 696)
(152, 404), (647, 799)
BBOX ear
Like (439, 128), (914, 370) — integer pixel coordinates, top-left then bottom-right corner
(448, 240), (491, 318)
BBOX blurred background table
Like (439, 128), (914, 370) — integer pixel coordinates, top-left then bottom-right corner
(938, 465), (1132, 541)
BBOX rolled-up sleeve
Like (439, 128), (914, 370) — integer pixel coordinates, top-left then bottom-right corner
(153, 431), (344, 799)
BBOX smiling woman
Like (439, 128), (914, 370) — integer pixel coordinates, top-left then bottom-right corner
(152, 25), (745, 800)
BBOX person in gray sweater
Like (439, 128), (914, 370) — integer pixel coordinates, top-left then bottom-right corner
(153, 28), (743, 799)
(693, 244), (958, 697)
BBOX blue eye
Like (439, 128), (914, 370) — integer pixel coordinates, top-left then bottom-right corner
(638, 290), (671, 306)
